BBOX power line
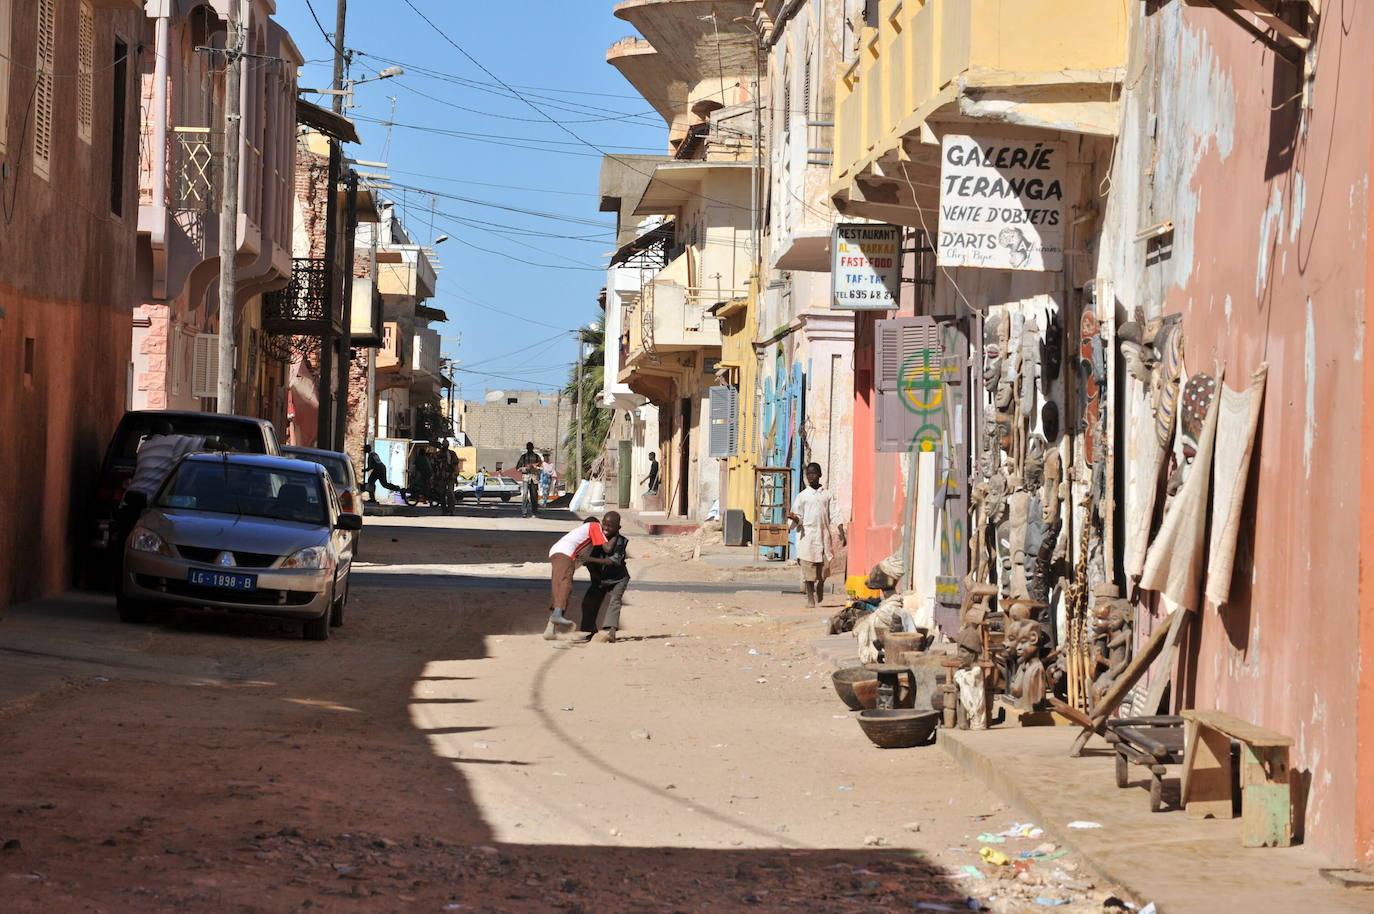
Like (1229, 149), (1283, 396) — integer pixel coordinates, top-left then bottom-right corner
(396, 0), (754, 215)
(388, 168), (599, 198)
(302, 0), (334, 45)
(392, 79), (664, 127)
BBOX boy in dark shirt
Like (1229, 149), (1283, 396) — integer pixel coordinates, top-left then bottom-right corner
(579, 511), (630, 643)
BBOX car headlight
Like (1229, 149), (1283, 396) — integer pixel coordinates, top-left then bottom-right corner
(281, 546), (327, 569)
(128, 527), (172, 556)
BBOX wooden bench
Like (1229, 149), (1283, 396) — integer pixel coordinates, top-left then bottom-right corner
(1181, 709), (1294, 847)
(1105, 715), (1185, 812)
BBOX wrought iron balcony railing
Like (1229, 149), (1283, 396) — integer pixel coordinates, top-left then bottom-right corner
(263, 257), (335, 337)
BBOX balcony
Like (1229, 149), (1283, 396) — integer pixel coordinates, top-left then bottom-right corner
(262, 258), (335, 337)
(412, 328), (442, 379)
(377, 321), (413, 383)
(172, 127), (221, 212)
(376, 247), (438, 301)
(831, 0), (1127, 218)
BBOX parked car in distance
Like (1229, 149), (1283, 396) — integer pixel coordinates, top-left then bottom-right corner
(119, 453), (359, 640)
(281, 445), (361, 515)
(91, 410), (281, 561)
(454, 473), (520, 502)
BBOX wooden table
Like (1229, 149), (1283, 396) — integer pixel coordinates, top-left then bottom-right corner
(1105, 715), (1184, 812)
(862, 663), (913, 711)
(1181, 709), (1293, 847)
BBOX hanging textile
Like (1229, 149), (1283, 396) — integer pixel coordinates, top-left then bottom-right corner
(1204, 364), (1268, 607)
(1139, 369), (1223, 612)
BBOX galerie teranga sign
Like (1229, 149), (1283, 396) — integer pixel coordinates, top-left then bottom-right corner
(937, 135), (1067, 272)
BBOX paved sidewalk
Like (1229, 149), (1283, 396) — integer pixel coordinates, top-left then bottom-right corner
(938, 725), (1371, 913)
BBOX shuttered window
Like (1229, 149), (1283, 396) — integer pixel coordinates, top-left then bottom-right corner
(0, 0), (12, 154)
(77, 1), (93, 144)
(33, 0), (55, 178)
(192, 333), (220, 399)
(875, 316), (954, 453)
(708, 385), (739, 458)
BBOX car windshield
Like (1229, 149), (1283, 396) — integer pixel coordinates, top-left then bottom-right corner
(283, 449), (350, 488)
(108, 415), (269, 465)
(156, 462), (327, 526)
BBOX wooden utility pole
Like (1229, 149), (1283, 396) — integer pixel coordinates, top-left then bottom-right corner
(574, 334), (585, 487)
(216, 2), (242, 412)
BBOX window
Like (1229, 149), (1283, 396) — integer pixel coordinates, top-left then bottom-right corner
(109, 38), (128, 215)
(0, 0), (12, 154)
(708, 386), (739, 458)
(77, 1), (93, 144)
(32, 0), (55, 179)
(23, 337), (34, 376)
(192, 333), (220, 399)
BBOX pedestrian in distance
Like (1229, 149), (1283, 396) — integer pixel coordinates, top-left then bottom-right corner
(641, 451), (660, 496)
(544, 515), (608, 639)
(787, 462), (847, 609)
(474, 467), (487, 504)
(516, 441), (542, 518)
(577, 511), (630, 643)
(539, 452), (557, 507)
(363, 444), (399, 502)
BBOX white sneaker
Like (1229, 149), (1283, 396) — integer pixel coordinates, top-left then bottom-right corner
(550, 609), (574, 629)
(542, 620), (558, 640)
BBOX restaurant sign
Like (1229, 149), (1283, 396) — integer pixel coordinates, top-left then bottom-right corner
(831, 223), (901, 310)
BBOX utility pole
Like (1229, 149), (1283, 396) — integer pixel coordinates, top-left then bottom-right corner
(574, 333), (585, 488)
(332, 1), (348, 116)
(317, 0), (347, 445)
(216, 2), (242, 413)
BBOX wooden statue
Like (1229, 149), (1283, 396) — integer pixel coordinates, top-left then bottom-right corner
(1090, 600), (1132, 705)
(1006, 618), (1048, 711)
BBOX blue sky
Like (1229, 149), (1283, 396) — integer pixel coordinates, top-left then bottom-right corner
(276, 1), (661, 398)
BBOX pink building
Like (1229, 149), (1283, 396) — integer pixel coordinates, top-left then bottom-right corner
(132, 0), (301, 421)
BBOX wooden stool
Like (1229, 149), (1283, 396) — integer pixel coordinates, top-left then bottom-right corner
(863, 663), (913, 711)
(1181, 710), (1294, 847)
(940, 660), (962, 728)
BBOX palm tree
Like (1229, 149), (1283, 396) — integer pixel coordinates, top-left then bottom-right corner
(562, 323), (611, 484)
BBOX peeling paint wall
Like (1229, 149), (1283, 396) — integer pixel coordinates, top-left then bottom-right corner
(1097, 4), (1372, 863)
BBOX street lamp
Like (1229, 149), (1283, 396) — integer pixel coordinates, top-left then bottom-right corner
(298, 66), (404, 110)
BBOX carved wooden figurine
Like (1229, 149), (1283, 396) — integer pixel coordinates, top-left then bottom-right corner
(1006, 618), (1048, 711)
(1090, 601), (1132, 705)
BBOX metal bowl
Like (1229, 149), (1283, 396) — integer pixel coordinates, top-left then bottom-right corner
(832, 666), (879, 711)
(856, 709), (941, 748)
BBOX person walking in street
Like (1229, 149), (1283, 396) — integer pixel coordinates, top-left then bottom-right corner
(434, 441), (457, 515)
(516, 441), (542, 518)
(408, 443), (433, 505)
(641, 452), (660, 496)
(544, 516), (608, 639)
(578, 511), (630, 643)
(474, 467), (487, 505)
(539, 452), (557, 507)
(787, 462), (847, 608)
(363, 444), (399, 502)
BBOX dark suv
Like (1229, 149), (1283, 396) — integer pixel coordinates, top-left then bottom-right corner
(89, 411), (281, 579)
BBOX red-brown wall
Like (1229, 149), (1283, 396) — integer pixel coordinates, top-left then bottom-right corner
(0, 4), (144, 609)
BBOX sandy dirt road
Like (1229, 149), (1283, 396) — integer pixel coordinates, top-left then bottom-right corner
(0, 506), (1128, 912)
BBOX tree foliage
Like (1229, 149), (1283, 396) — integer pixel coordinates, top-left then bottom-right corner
(562, 324), (611, 483)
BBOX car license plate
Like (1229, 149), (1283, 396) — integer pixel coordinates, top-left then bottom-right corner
(188, 568), (258, 591)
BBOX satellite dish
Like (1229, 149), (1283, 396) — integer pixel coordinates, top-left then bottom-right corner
(484, 390), (506, 403)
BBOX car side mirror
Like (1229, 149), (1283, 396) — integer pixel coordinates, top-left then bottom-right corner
(335, 513), (363, 532)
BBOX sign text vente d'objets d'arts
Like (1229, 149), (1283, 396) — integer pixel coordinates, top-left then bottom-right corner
(831, 223), (902, 310)
(937, 135), (1067, 272)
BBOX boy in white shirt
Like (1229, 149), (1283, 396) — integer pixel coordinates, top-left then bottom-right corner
(544, 517), (607, 639)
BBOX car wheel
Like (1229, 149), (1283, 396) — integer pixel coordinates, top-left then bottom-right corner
(500, 495), (512, 502)
(116, 593), (151, 624)
(330, 579), (347, 628)
(401, 489), (419, 507)
(304, 585), (332, 641)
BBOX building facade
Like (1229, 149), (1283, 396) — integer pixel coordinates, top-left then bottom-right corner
(0, 0), (148, 608)
(131, 0), (302, 420)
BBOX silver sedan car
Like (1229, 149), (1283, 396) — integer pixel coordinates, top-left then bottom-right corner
(119, 453), (361, 640)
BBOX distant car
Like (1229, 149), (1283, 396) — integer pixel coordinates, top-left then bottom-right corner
(119, 453), (360, 641)
(454, 474), (520, 502)
(281, 445), (361, 516)
(90, 410), (281, 563)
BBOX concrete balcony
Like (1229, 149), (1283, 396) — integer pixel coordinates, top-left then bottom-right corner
(412, 327), (442, 379)
(377, 321), (413, 391)
(376, 247), (437, 302)
(831, 0), (1126, 221)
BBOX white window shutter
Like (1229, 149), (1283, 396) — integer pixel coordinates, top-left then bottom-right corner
(32, 0), (55, 178)
(77, 1), (93, 144)
(708, 385), (739, 458)
(192, 333), (219, 399)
